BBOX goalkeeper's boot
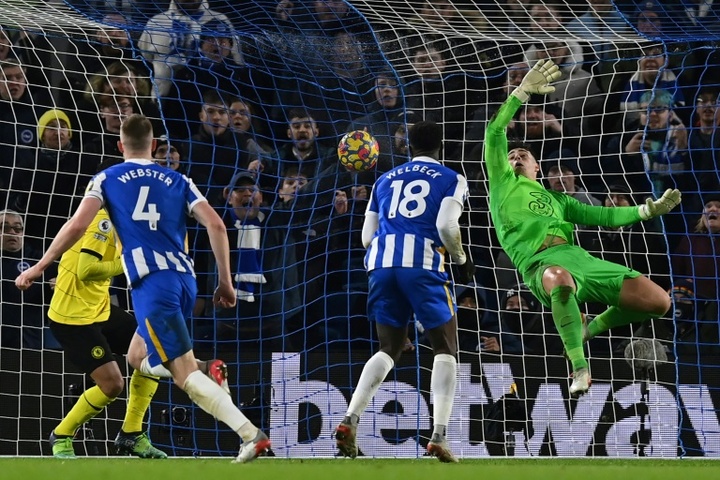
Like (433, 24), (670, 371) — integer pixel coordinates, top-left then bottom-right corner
(49, 430), (75, 459)
(569, 368), (592, 398)
(234, 429), (271, 463)
(206, 359), (231, 395)
(427, 434), (459, 463)
(335, 421), (358, 458)
(115, 431), (168, 459)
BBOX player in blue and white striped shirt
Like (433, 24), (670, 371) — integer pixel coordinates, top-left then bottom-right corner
(335, 120), (475, 463)
(16, 114), (270, 463)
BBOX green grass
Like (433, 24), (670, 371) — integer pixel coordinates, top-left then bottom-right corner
(2, 458), (720, 480)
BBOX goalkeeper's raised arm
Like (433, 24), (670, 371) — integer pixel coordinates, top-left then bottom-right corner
(483, 59), (679, 400)
(484, 60), (562, 182)
(563, 188), (681, 229)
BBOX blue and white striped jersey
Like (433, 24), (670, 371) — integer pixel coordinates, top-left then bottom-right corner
(364, 157), (468, 272)
(85, 159), (205, 286)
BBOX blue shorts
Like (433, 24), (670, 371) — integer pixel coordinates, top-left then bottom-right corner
(367, 268), (456, 330)
(131, 270), (196, 367)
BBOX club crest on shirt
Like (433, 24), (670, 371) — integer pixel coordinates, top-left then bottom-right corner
(528, 191), (554, 217)
(98, 218), (112, 234)
(16, 261), (30, 273)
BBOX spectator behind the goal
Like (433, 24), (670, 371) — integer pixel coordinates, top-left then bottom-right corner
(634, 1), (666, 37)
(544, 161), (601, 208)
(10, 109), (96, 250)
(452, 283), (492, 353)
(0, 58), (53, 189)
(194, 169), (305, 352)
(85, 95), (137, 173)
(228, 97), (275, 170)
(0, 28), (17, 64)
(619, 44), (686, 129)
(480, 283), (562, 357)
(274, 0), (368, 34)
(687, 88), (720, 209)
(672, 196), (720, 301)
(161, 20), (264, 140)
(347, 70), (405, 173)
(617, 89), (689, 219)
(386, 110), (424, 169)
(403, 39), (483, 160)
(0, 209), (59, 350)
(138, 0), (240, 98)
(312, 181), (373, 345)
(60, 60), (159, 146)
(152, 134), (183, 173)
(262, 108), (337, 201)
(4, 26), (57, 93)
(181, 89), (250, 205)
(310, 31), (375, 139)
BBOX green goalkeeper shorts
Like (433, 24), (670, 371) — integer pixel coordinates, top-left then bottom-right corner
(521, 244), (642, 308)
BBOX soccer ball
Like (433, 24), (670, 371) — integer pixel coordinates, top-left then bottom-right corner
(337, 130), (379, 172)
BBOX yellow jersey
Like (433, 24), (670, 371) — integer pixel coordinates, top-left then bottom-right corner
(48, 209), (124, 325)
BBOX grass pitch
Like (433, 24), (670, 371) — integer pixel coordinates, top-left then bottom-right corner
(2, 457), (719, 480)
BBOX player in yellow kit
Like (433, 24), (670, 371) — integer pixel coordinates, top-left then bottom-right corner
(47, 208), (229, 458)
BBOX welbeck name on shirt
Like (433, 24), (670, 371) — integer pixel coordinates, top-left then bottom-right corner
(117, 168), (174, 186)
(386, 164), (443, 179)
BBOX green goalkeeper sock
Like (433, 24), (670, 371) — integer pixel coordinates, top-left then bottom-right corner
(550, 286), (587, 371)
(587, 306), (651, 339)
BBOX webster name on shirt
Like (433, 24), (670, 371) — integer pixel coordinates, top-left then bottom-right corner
(117, 168), (174, 186)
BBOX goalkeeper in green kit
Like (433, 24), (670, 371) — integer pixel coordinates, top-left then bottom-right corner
(484, 60), (680, 397)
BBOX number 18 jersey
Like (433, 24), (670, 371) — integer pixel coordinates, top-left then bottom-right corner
(364, 156), (468, 272)
(85, 159), (206, 287)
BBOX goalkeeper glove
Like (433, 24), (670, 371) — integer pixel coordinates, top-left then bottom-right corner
(510, 59), (563, 103)
(455, 253), (476, 285)
(639, 188), (682, 220)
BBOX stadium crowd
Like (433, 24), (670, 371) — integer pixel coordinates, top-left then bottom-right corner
(1, 0), (719, 366)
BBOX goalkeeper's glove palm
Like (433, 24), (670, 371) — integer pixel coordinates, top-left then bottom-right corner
(511, 59), (563, 102)
(639, 188), (682, 220)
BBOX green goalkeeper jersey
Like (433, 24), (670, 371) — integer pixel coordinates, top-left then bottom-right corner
(484, 95), (643, 273)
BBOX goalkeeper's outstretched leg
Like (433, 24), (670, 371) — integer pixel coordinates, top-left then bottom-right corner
(585, 275), (672, 341)
(538, 257), (672, 398)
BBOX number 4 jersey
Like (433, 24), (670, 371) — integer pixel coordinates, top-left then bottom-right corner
(85, 159), (206, 286)
(364, 156), (468, 272)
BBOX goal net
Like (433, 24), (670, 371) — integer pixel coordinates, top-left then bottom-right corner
(1, 0), (719, 458)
